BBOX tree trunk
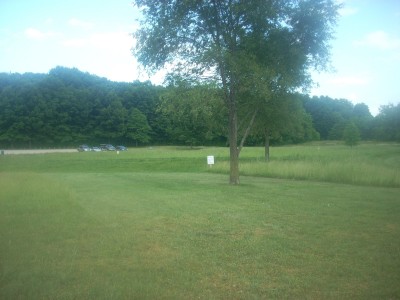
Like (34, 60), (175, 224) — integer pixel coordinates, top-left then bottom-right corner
(228, 95), (240, 185)
(264, 129), (270, 162)
(216, 34), (240, 184)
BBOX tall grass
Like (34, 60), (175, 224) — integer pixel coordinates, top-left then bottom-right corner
(211, 143), (400, 187)
(233, 160), (400, 187)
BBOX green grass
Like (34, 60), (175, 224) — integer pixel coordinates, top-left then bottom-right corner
(1, 143), (399, 187)
(1, 143), (399, 299)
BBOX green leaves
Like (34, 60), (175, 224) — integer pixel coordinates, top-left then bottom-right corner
(158, 81), (226, 146)
(126, 108), (152, 145)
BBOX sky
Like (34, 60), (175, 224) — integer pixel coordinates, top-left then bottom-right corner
(1, 0), (399, 116)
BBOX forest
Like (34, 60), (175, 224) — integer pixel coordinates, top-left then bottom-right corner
(0, 66), (399, 149)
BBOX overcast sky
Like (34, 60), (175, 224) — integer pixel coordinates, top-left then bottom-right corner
(1, 0), (399, 115)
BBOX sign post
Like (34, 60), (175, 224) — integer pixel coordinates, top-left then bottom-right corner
(207, 155), (215, 167)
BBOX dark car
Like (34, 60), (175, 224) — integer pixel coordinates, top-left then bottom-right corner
(116, 145), (127, 151)
(100, 144), (116, 151)
(77, 144), (90, 152)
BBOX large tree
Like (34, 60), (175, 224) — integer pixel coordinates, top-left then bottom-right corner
(137, 0), (339, 183)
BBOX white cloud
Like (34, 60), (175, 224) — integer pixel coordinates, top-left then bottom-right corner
(61, 31), (133, 53)
(57, 30), (137, 82)
(61, 38), (87, 47)
(345, 92), (360, 102)
(90, 32), (133, 50)
(68, 18), (93, 30)
(24, 28), (46, 40)
(328, 75), (370, 86)
(45, 18), (54, 25)
(24, 28), (55, 40)
(339, 6), (358, 16)
(354, 30), (400, 50)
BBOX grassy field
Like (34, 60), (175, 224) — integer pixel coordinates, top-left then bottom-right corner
(1, 143), (399, 299)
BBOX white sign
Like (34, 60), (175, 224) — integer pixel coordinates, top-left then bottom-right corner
(207, 155), (215, 166)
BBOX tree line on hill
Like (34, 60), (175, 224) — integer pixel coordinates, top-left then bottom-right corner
(0, 67), (399, 149)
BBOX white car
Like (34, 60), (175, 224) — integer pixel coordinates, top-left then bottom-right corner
(77, 144), (90, 152)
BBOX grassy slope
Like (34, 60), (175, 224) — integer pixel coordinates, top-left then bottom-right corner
(0, 144), (399, 299)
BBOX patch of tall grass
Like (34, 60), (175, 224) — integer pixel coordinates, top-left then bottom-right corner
(211, 143), (400, 187)
(238, 160), (400, 187)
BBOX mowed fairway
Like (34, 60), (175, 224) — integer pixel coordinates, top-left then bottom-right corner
(1, 144), (399, 299)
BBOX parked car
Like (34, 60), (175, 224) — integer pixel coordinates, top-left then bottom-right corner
(100, 144), (116, 151)
(116, 145), (127, 151)
(91, 146), (101, 152)
(77, 144), (90, 152)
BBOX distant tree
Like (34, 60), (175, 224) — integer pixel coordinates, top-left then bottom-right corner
(159, 80), (226, 147)
(303, 96), (354, 140)
(343, 122), (361, 147)
(371, 103), (400, 142)
(125, 108), (152, 146)
(353, 103), (372, 118)
(352, 103), (373, 140)
(328, 117), (346, 140)
(97, 98), (128, 142)
(252, 93), (319, 161)
(303, 96), (375, 141)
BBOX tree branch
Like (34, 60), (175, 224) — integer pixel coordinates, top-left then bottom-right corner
(238, 108), (258, 155)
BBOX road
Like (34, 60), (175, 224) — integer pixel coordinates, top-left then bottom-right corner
(1, 149), (78, 155)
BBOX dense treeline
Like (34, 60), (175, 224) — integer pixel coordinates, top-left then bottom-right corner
(302, 95), (400, 142)
(0, 67), (399, 148)
(0, 67), (164, 148)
